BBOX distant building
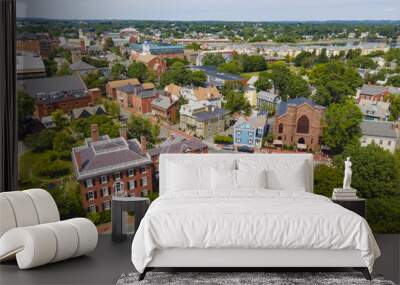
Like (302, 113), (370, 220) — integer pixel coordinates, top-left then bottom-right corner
(16, 32), (40, 55)
(132, 54), (166, 78)
(244, 75), (258, 107)
(273, 97), (325, 151)
(71, 105), (107, 119)
(16, 52), (46, 80)
(130, 42), (185, 59)
(151, 95), (178, 122)
(180, 104), (230, 138)
(234, 111), (268, 149)
(116, 83), (161, 114)
(164, 84), (182, 101)
(69, 61), (97, 76)
(358, 99), (390, 121)
(21, 75), (101, 118)
(148, 138), (208, 171)
(358, 84), (389, 102)
(106, 78), (141, 99)
(360, 120), (399, 153)
(72, 125), (153, 213)
(191, 66), (246, 88)
(257, 91), (281, 110)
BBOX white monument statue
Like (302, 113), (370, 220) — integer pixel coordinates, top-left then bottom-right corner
(342, 157), (352, 190)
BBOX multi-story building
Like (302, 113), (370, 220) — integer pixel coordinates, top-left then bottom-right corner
(130, 42), (185, 60)
(180, 86), (222, 108)
(21, 75), (101, 118)
(358, 99), (390, 121)
(106, 78), (141, 100)
(180, 104), (230, 138)
(116, 83), (161, 114)
(151, 95), (178, 122)
(233, 111), (268, 149)
(72, 125), (153, 213)
(16, 52), (46, 80)
(273, 97), (325, 152)
(69, 61), (97, 76)
(132, 54), (167, 78)
(360, 120), (399, 153)
(16, 32), (41, 55)
(358, 84), (389, 102)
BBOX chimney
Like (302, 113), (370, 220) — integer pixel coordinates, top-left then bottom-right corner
(119, 126), (128, 140)
(140, 136), (147, 153)
(91, 124), (99, 142)
(75, 151), (82, 171)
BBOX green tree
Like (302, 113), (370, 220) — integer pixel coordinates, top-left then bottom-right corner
(127, 61), (148, 82)
(52, 109), (68, 129)
(217, 60), (243, 74)
(386, 75), (400, 87)
(24, 129), (56, 152)
(17, 90), (35, 137)
(44, 58), (58, 77)
(127, 114), (160, 146)
(223, 89), (251, 115)
(111, 63), (126, 80)
(322, 101), (363, 154)
(83, 70), (108, 90)
(190, 70), (207, 87)
(254, 72), (273, 92)
(202, 53), (226, 66)
(240, 54), (267, 72)
(103, 37), (114, 51)
(309, 61), (363, 106)
(103, 99), (121, 119)
(56, 62), (72, 76)
(50, 181), (84, 220)
(287, 74), (310, 99)
(186, 42), (201, 51)
(313, 164), (342, 197)
(388, 94), (400, 121)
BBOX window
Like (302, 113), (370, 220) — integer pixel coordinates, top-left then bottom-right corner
(103, 201), (111, 211)
(87, 191), (95, 201)
(248, 138), (253, 144)
(142, 176), (148, 187)
(236, 137), (241, 143)
(114, 182), (124, 193)
(129, 180), (135, 190)
(101, 175), (107, 184)
(142, 189), (148, 197)
(278, 124), (283, 133)
(128, 169), (134, 177)
(102, 187), (109, 197)
(236, 130), (241, 136)
(296, 115), (310, 134)
(388, 140), (392, 146)
(140, 167), (147, 174)
(86, 179), (93, 188)
(88, 205), (96, 213)
(380, 140), (383, 145)
(114, 172), (121, 180)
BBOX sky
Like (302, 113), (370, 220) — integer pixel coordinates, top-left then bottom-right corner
(17, 0), (400, 21)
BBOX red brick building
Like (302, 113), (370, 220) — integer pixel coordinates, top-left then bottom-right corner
(72, 125), (153, 213)
(106, 78), (141, 100)
(151, 95), (179, 122)
(21, 75), (101, 118)
(274, 97), (325, 152)
(132, 54), (167, 78)
(116, 83), (161, 114)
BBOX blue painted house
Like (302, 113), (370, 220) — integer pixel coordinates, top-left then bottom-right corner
(233, 111), (268, 149)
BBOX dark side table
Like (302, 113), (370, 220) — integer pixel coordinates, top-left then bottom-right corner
(332, 198), (366, 218)
(111, 196), (150, 242)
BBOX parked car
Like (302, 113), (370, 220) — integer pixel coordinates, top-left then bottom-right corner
(237, 146), (254, 153)
(222, 144), (234, 151)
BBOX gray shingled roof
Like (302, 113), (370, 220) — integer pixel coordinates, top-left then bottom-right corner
(151, 95), (175, 110)
(148, 139), (207, 157)
(22, 75), (88, 102)
(72, 105), (107, 119)
(69, 61), (96, 72)
(193, 108), (230, 122)
(360, 84), (387, 96)
(277, 97), (324, 116)
(17, 52), (45, 72)
(360, 120), (397, 139)
(117, 83), (161, 99)
(257, 91), (280, 103)
(73, 137), (151, 180)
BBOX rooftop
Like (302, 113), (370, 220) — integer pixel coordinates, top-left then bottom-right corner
(148, 138), (208, 157)
(151, 95), (175, 110)
(72, 105), (107, 119)
(130, 43), (185, 55)
(277, 97), (324, 116)
(360, 84), (388, 96)
(16, 52), (45, 73)
(72, 137), (151, 180)
(69, 61), (96, 72)
(257, 91), (280, 103)
(107, 78), (141, 89)
(358, 99), (390, 120)
(191, 66), (245, 82)
(193, 108), (230, 122)
(22, 75), (88, 103)
(360, 120), (398, 139)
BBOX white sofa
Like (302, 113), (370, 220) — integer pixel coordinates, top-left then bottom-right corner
(0, 189), (98, 269)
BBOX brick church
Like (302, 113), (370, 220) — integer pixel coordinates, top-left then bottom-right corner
(273, 97), (325, 152)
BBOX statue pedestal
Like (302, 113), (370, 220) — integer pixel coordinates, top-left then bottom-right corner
(332, 188), (358, 200)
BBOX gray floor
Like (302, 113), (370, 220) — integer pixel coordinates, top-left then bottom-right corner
(1, 234), (399, 285)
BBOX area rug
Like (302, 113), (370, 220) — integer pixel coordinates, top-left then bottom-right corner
(116, 271), (396, 285)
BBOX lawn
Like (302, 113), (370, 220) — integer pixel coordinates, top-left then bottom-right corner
(19, 150), (73, 190)
(240, 72), (260, 80)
